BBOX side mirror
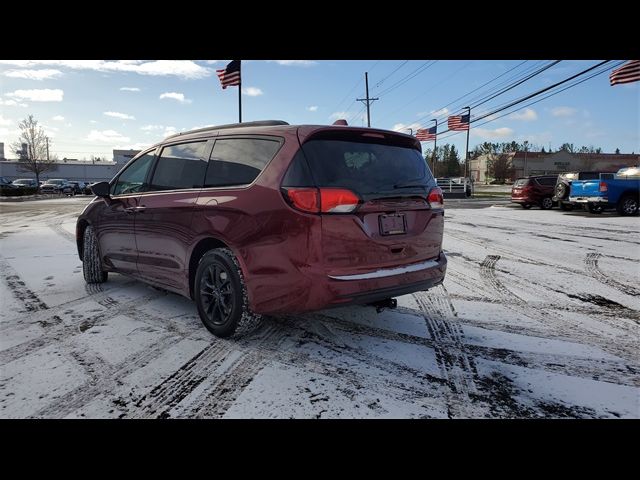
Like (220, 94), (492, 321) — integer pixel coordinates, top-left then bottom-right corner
(90, 181), (111, 197)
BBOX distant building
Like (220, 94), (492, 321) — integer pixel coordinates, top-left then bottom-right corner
(469, 151), (639, 183)
(0, 149), (141, 182)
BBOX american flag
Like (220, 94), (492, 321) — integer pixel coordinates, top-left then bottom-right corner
(448, 114), (470, 131)
(216, 60), (241, 89)
(610, 60), (640, 86)
(416, 126), (437, 141)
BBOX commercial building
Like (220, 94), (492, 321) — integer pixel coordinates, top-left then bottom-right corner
(0, 149), (140, 182)
(469, 150), (639, 183)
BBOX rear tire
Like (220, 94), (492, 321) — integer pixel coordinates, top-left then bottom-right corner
(194, 248), (262, 338)
(588, 203), (604, 214)
(617, 194), (639, 216)
(83, 225), (108, 283)
(540, 197), (554, 210)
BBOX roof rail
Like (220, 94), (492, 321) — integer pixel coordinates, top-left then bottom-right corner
(164, 120), (289, 140)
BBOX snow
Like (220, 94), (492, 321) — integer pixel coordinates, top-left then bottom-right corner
(1, 197), (639, 418)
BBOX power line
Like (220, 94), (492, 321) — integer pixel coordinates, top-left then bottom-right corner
(373, 61), (437, 98)
(374, 60), (409, 88)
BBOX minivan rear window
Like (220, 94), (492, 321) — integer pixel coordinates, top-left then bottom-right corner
(298, 139), (433, 198)
(514, 179), (530, 186)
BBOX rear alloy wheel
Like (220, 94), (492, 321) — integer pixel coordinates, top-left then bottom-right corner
(521, 204), (532, 209)
(83, 225), (108, 283)
(555, 182), (569, 200)
(194, 248), (262, 338)
(588, 203), (604, 214)
(540, 197), (554, 210)
(617, 195), (639, 216)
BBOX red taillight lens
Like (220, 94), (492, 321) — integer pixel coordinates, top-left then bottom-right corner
(427, 187), (444, 208)
(599, 181), (608, 192)
(283, 188), (320, 213)
(320, 188), (359, 213)
(283, 187), (359, 213)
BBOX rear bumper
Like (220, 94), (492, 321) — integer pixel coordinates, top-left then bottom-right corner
(250, 252), (447, 315)
(569, 196), (607, 203)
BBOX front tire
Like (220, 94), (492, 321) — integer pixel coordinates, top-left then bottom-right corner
(83, 225), (108, 283)
(194, 248), (262, 338)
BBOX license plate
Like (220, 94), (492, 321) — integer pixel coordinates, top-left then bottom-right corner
(379, 214), (406, 235)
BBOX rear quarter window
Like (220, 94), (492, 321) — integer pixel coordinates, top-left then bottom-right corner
(205, 137), (281, 188)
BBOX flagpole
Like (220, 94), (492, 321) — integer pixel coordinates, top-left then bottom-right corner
(238, 61), (242, 123)
(431, 119), (438, 177)
(464, 106), (471, 178)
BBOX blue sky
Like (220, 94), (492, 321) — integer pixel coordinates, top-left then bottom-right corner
(0, 60), (638, 160)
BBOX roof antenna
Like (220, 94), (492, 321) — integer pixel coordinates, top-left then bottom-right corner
(332, 119), (348, 126)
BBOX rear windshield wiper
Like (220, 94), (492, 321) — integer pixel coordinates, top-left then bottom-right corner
(393, 182), (428, 189)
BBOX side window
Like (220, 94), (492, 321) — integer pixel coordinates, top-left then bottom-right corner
(148, 141), (208, 191)
(111, 151), (155, 195)
(205, 138), (281, 188)
(536, 177), (555, 186)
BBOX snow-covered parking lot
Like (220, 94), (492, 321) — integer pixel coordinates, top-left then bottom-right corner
(1, 197), (638, 418)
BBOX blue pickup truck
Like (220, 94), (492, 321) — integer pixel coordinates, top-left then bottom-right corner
(569, 166), (640, 215)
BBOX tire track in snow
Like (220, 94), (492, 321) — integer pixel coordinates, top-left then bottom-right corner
(479, 255), (525, 304)
(0, 257), (49, 313)
(585, 252), (640, 298)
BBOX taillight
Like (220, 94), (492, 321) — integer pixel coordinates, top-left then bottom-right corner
(427, 187), (444, 209)
(283, 188), (319, 213)
(282, 187), (360, 214)
(599, 181), (608, 192)
(320, 188), (359, 213)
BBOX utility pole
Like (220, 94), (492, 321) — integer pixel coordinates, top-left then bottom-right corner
(523, 140), (529, 177)
(357, 72), (379, 127)
(46, 136), (50, 161)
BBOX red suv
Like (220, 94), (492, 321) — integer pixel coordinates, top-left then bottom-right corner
(511, 175), (558, 209)
(77, 120), (447, 337)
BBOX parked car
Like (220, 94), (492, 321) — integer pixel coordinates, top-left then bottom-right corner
(569, 166), (640, 215)
(12, 178), (38, 188)
(77, 120), (447, 338)
(67, 181), (84, 195)
(83, 182), (95, 195)
(1, 176), (19, 191)
(40, 179), (74, 194)
(553, 171), (615, 211)
(511, 175), (558, 209)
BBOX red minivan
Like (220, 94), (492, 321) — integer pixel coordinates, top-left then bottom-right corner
(77, 120), (447, 337)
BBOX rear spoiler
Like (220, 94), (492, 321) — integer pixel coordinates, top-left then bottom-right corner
(296, 125), (421, 152)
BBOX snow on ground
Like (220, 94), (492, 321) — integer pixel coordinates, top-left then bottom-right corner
(0, 197), (638, 418)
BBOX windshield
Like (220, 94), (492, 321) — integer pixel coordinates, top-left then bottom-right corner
(300, 139), (433, 197)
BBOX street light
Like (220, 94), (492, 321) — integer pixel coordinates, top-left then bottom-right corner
(430, 119), (438, 177)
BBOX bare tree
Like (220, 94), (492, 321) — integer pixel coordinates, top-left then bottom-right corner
(11, 115), (57, 185)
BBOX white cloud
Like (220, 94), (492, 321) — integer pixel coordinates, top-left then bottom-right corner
(141, 124), (165, 131)
(114, 142), (152, 151)
(271, 60), (317, 66)
(0, 98), (28, 107)
(330, 111), (350, 120)
(163, 127), (177, 137)
(0, 60), (211, 79)
(89, 120), (98, 124)
(391, 122), (423, 133)
(86, 130), (130, 143)
(430, 108), (449, 117)
(202, 60), (219, 64)
(242, 87), (263, 96)
(159, 92), (192, 103)
(52, 115), (65, 122)
(0, 115), (12, 126)
(104, 111), (135, 120)
(509, 108), (538, 121)
(551, 106), (576, 117)
(306, 106), (319, 112)
(5, 89), (63, 102)
(0, 127), (20, 137)
(473, 127), (514, 139)
(120, 87), (141, 92)
(4, 69), (63, 80)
